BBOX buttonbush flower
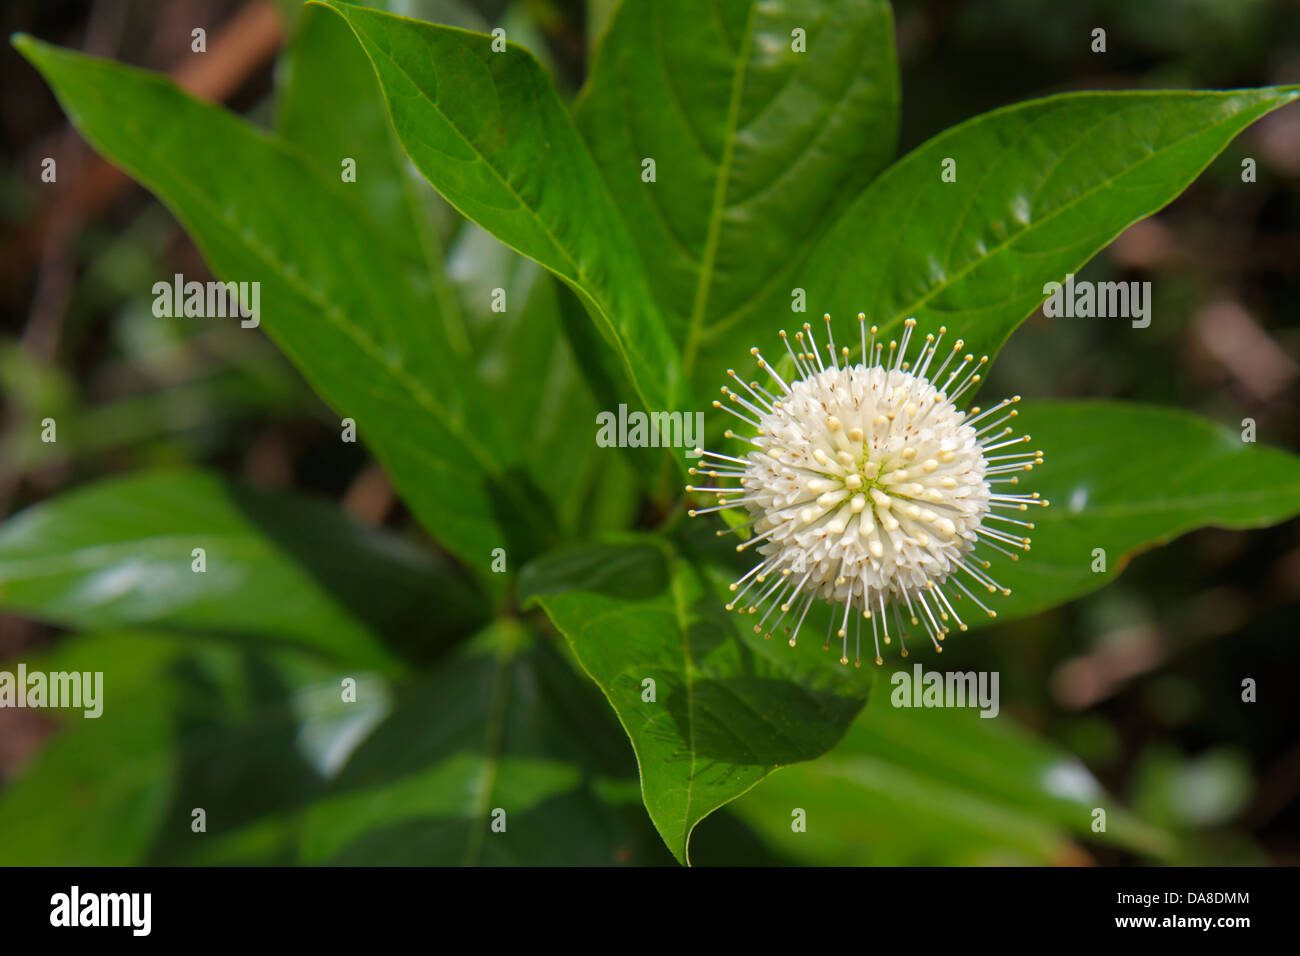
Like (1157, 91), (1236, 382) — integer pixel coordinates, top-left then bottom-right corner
(687, 315), (1048, 666)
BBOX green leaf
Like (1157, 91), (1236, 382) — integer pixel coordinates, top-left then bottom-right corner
(316, 0), (689, 416)
(276, 1), (469, 352)
(277, 3), (633, 542)
(0, 630), (351, 865)
(699, 689), (1171, 865)
(721, 87), (1300, 368)
(0, 633), (179, 865)
(448, 224), (639, 536)
(521, 536), (873, 864)
(297, 619), (669, 864)
(14, 35), (545, 576)
(576, 0), (899, 380)
(980, 400), (1300, 624)
(277, 3), (431, 268)
(0, 623), (670, 865)
(0, 470), (484, 672)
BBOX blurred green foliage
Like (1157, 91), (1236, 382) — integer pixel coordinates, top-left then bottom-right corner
(1, 0), (1298, 866)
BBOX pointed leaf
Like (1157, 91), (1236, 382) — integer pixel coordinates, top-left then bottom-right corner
(521, 536), (873, 864)
(718, 87), (1300, 368)
(14, 35), (543, 575)
(983, 400), (1300, 624)
(317, 0), (688, 415)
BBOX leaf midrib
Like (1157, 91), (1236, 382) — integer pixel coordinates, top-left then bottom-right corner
(1037, 485), (1300, 521)
(463, 631), (517, 866)
(704, 89), (1296, 344)
(866, 95), (1289, 335)
(667, 547), (699, 864)
(681, 0), (757, 375)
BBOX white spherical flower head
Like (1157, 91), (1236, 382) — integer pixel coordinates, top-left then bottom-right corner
(687, 315), (1048, 667)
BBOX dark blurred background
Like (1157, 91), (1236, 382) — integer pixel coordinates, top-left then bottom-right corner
(2, 0), (1298, 863)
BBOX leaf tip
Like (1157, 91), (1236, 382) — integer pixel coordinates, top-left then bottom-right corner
(10, 31), (36, 56)
(11, 32), (58, 73)
(306, 0), (354, 19)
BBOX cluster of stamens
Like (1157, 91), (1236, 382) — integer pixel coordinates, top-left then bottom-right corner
(686, 314), (1048, 666)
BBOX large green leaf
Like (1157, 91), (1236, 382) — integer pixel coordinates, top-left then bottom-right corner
(317, 0), (688, 415)
(711, 87), (1300, 369)
(0, 470), (484, 672)
(15, 35), (546, 577)
(297, 620), (669, 864)
(520, 535), (873, 864)
(576, 0), (898, 380)
(697, 689), (1172, 865)
(980, 400), (1300, 625)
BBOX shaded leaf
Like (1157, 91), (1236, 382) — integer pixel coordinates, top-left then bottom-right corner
(0, 624), (670, 865)
(447, 224), (639, 537)
(699, 688), (1171, 865)
(0, 631), (349, 865)
(298, 620), (669, 864)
